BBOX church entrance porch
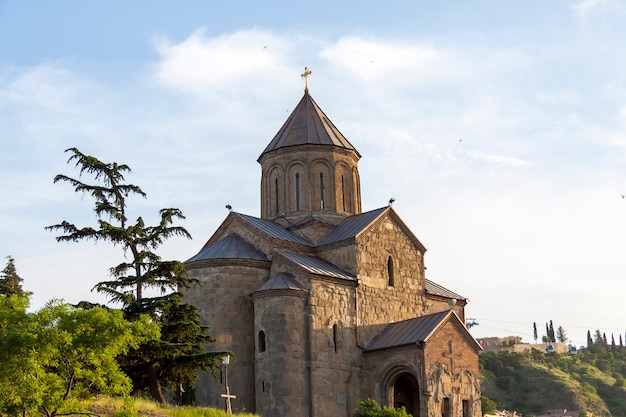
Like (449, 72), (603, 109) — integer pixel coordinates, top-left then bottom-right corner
(390, 372), (420, 416)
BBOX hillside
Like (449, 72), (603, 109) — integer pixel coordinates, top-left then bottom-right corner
(480, 347), (626, 416)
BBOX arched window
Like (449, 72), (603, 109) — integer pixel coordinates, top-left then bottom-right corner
(319, 172), (325, 209)
(274, 177), (279, 216)
(341, 175), (346, 211)
(387, 256), (395, 287)
(258, 330), (266, 353)
(295, 173), (301, 210)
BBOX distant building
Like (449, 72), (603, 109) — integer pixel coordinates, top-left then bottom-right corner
(537, 409), (585, 417)
(184, 84), (483, 417)
(478, 337), (570, 354)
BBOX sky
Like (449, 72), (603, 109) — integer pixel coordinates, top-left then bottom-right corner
(1, 0), (625, 348)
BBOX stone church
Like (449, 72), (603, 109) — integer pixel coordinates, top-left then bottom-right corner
(184, 78), (482, 417)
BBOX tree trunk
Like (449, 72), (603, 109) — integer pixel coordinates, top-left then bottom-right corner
(146, 362), (166, 404)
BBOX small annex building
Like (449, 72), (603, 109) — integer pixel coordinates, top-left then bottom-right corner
(184, 81), (482, 417)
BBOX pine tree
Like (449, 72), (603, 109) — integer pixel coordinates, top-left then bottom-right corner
(533, 322), (538, 344)
(46, 148), (227, 403)
(549, 320), (556, 343)
(556, 326), (568, 343)
(0, 256), (25, 296)
(594, 329), (603, 344)
(587, 330), (593, 348)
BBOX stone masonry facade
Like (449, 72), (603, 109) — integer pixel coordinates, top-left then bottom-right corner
(184, 89), (482, 417)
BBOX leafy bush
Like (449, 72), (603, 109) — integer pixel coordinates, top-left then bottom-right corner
(354, 399), (412, 417)
(481, 397), (497, 414)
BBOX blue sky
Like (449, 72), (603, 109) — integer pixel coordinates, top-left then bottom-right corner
(2, 0), (625, 347)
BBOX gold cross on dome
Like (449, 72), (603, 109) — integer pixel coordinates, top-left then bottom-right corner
(301, 67), (312, 92)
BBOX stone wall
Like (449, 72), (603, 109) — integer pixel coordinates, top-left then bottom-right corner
(259, 145), (361, 221)
(308, 278), (359, 417)
(362, 346), (423, 412)
(253, 291), (309, 417)
(185, 261), (269, 412)
(316, 242), (358, 275)
(354, 214), (429, 344)
(423, 320), (482, 417)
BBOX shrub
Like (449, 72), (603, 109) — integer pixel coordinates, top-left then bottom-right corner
(481, 397), (497, 414)
(354, 399), (412, 417)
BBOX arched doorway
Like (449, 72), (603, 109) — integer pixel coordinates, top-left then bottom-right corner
(392, 373), (420, 416)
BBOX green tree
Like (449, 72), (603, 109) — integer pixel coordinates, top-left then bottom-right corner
(0, 256), (25, 296)
(481, 397), (498, 414)
(556, 326), (568, 343)
(0, 294), (157, 417)
(46, 148), (227, 403)
(122, 294), (219, 405)
(591, 329), (606, 352)
(353, 399), (412, 417)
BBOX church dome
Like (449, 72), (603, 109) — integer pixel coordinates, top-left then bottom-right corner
(258, 80), (362, 222)
(258, 90), (359, 158)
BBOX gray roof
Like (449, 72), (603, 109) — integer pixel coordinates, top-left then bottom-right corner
(254, 272), (309, 292)
(275, 250), (356, 281)
(259, 91), (359, 157)
(318, 207), (388, 246)
(186, 233), (269, 263)
(234, 213), (313, 246)
(364, 310), (452, 352)
(425, 279), (466, 301)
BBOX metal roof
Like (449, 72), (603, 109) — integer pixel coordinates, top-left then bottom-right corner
(364, 310), (452, 352)
(317, 207), (388, 246)
(254, 272), (309, 292)
(259, 91), (359, 157)
(425, 279), (466, 301)
(275, 250), (356, 281)
(185, 233), (269, 263)
(234, 213), (313, 246)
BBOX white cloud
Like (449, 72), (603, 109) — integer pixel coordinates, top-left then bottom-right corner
(320, 37), (447, 84)
(463, 150), (530, 167)
(571, 0), (610, 16)
(152, 28), (295, 94)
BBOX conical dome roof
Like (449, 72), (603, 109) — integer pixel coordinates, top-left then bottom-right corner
(259, 91), (359, 158)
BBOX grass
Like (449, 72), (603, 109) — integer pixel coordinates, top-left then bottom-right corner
(87, 396), (259, 417)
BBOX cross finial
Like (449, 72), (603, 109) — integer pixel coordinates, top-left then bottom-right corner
(301, 67), (312, 92)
